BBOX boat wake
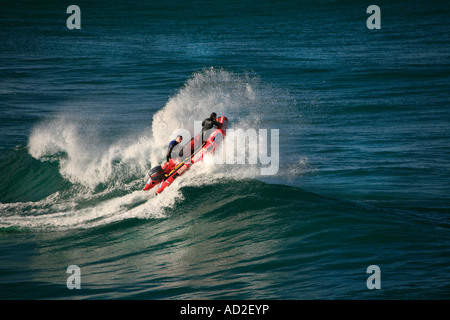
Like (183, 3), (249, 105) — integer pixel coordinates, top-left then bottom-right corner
(0, 68), (305, 231)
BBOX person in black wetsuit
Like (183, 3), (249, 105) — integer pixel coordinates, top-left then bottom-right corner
(201, 112), (219, 143)
(166, 135), (183, 162)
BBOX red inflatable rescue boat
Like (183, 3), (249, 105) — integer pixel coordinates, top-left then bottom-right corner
(143, 116), (228, 194)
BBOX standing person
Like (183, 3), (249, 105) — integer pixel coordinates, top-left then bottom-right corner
(201, 112), (219, 143)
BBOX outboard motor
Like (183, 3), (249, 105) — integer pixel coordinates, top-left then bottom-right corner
(143, 159), (177, 191)
(143, 165), (164, 191)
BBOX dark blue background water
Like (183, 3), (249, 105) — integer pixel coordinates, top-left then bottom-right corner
(1, 0), (449, 299)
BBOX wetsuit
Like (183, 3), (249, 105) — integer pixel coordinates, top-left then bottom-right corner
(201, 117), (219, 143)
(166, 139), (180, 162)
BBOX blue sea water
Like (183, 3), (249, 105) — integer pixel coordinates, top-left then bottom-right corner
(0, 0), (449, 300)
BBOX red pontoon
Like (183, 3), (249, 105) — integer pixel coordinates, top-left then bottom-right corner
(143, 116), (228, 194)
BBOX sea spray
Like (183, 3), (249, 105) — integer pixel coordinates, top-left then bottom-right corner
(28, 114), (151, 188)
(149, 67), (298, 176)
(149, 68), (267, 165)
(5, 68), (303, 231)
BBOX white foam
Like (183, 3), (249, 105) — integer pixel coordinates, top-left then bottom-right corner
(148, 68), (268, 165)
(28, 115), (153, 188)
(0, 189), (180, 231)
(2, 68), (297, 231)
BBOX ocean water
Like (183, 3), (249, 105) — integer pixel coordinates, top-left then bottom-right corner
(0, 0), (449, 300)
